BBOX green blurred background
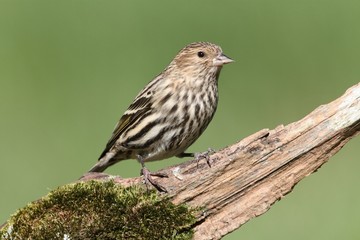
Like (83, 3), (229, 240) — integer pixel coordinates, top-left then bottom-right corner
(1, 0), (359, 239)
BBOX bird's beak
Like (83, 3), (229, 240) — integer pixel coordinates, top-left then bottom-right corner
(213, 53), (234, 66)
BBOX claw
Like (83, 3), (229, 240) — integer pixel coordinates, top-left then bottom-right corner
(141, 167), (168, 192)
(150, 171), (169, 178)
(194, 148), (215, 168)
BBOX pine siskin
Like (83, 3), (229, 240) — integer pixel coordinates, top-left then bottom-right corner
(89, 42), (233, 190)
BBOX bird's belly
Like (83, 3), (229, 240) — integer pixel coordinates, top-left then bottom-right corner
(142, 107), (216, 162)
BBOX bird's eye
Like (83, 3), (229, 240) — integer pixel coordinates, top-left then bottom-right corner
(197, 51), (205, 58)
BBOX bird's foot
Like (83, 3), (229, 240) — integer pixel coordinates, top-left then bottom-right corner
(195, 148), (215, 167)
(140, 167), (168, 192)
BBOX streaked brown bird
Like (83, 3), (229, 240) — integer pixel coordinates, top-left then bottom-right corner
(89, 42), (233, 190)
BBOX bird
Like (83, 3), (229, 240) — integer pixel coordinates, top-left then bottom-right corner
(89, 42), (233, 190)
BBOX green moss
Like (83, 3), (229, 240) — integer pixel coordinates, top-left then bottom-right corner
(1, 181), (197, 240)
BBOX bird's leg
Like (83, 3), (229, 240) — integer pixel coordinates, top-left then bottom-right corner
(138, 155), (168, 192)
(177, 148), (215, 167)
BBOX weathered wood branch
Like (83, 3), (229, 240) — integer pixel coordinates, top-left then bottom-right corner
(79, 83), (360, 239)
(3, 83), (360, 239)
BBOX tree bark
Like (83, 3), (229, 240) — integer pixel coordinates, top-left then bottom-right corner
(5, 83), (360, 239)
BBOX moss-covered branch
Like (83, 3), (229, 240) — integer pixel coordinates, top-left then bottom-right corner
(2, 83), (360, 240)
(1, 181), (198, 239)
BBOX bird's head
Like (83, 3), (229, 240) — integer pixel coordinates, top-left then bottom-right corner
(167, 42), (233, 77)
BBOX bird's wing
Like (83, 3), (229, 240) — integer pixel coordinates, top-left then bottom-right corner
(98, 95), (152, 160)
(98, 74), (165, 160)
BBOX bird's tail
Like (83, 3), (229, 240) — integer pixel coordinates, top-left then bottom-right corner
(88, 152), (121, 173)
(88, 161), (110, 172)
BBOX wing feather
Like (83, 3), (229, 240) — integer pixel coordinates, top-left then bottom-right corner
(98, 75), (164, 160)
(98, 97), (152, 159)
